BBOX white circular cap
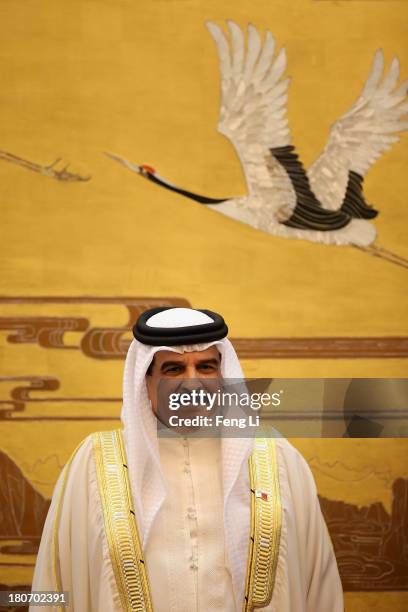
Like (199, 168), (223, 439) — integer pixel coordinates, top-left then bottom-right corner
(146, 308), (213, 329)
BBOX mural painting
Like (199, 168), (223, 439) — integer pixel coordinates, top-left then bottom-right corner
(0, 1), (407, 610)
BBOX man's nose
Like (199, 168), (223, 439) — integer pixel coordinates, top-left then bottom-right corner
(184, 365), (202, 380)
(180, 371), (204, 391)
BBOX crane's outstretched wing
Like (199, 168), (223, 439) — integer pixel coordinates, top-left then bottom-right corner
(206, 21), (291, 149)
(308, 50), (408, 214)
(206, 21), (357, 233)
(206, 20), (297, 216)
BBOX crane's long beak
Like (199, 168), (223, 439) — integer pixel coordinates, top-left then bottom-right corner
(104, 151), (142, 174)
(104, 150), (229, 205)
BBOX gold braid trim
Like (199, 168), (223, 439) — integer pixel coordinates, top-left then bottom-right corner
(243, 437), (282, 611)
(92, 429), (153, 612)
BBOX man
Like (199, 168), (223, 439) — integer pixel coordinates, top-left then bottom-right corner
(31, 307), (344, 611)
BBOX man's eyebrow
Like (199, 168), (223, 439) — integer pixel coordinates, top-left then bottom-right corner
(196, 358), (220, 366)
(159, 357), (220, 370)
(160, 360), (186, 370)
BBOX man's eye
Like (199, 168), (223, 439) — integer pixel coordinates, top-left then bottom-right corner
(199, 364), (216, 370)
(164, 366), (182, 373)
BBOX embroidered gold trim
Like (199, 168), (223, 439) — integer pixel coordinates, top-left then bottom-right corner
(93, 429), (153, 612)
(243, 437), (282, 611)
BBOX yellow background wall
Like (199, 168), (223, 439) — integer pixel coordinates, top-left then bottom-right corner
(0, 1), (407, 610)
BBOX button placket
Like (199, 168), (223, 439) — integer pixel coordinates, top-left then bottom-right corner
(182, 438), (199, 578)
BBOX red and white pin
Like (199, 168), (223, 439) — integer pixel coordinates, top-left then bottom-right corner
(255, 489), (269, 501)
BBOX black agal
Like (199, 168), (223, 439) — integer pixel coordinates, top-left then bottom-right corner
(133, 307), (228, 346)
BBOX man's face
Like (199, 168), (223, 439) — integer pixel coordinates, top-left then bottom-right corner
(146, 346), (222, 429)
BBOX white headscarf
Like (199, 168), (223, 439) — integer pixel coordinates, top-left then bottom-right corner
(121, 335), (254, 605)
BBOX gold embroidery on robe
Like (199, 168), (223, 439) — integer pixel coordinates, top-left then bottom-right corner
(93, 430), (281, 612)
(93, 429), (153, 612)
(243, 437), (282, 611)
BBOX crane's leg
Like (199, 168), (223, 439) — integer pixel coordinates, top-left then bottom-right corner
(353, 244), (408, 270)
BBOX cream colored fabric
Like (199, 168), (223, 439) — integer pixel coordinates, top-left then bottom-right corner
(30, 431), (344, 612)
(30, 435), (120, 612)
(145, 435), (235, 612)
(120, 337), (254, 604)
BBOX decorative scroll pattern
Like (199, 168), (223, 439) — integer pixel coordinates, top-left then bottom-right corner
(0, 297), (407, 359)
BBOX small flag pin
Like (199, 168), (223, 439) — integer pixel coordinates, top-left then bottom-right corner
(255, 490), (269, 501)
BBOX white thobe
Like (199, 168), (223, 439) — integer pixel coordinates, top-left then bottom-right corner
(145, 435), (235, 611)
(30, 433), (344, 611)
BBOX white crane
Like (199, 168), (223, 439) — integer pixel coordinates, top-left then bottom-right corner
(106, 21), (408, 269)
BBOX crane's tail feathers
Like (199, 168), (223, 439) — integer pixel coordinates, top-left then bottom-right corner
(353, 243), (408, 270)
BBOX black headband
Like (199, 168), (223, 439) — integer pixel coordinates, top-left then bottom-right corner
(133, 307), (228, 346)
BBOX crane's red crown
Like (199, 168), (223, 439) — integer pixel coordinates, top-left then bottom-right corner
(141, 164), (156, 174)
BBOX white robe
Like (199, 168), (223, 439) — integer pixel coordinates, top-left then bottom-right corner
(146, 435), (235, 611)
(30, 432), (344, 612)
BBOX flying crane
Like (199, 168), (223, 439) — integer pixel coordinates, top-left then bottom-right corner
(106, 21), (408, 269)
